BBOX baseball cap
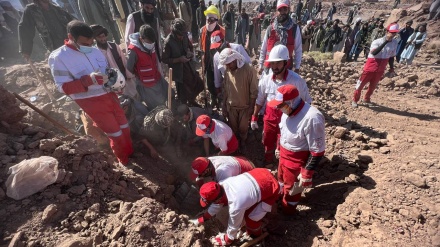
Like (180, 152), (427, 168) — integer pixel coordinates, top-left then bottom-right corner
(196, 115), (214, 136)
(387, 23), (399, 33)
(210, 30), (224, 49)
(267, 85), (299, 108)
(277, 0), (289, 10)
(190, 157), (210, 180)
(199, 181), (221, 207)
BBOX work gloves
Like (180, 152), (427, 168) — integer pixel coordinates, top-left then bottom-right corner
(298, 169), (314, 188)
(250, 115), (259, 130)
(90, 71), (108, 85)
(211, 233), (233, 246)
(189, 217), (203, 227)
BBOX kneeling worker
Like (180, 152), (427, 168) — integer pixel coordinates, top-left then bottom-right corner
(195, 168), (280, 246)
(195, 115), (238, 155)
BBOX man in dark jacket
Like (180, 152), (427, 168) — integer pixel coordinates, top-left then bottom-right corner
(18, 0), (75, 60)
(320, 18), (341, 53)
(396, 20), (414, 62)
(196, 0), (207, 31)
(162, 19), (204, 105)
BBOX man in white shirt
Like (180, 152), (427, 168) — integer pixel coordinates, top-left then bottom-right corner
(195, 115), (238, 155)
(91, 24), (137, 98)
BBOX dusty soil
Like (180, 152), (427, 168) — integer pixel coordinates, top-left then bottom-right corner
(0, 0), (439, 247)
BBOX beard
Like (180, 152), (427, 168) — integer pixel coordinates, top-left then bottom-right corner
(277, 13), (288, 23)
(141, 8), (155, 24)
(96, 41), (108, 50)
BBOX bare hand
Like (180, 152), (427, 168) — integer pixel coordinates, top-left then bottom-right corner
(177, 56), (190, 63)
(258, 67), (264, 75)
(150, 149), (159, 159)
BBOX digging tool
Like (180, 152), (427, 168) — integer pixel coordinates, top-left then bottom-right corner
(199, 52), (208, 109)
(27, 58), (55, 102)
(240, 232), (269, 247)
(168, 68), (173, 110)
(13, 92), (75, 135)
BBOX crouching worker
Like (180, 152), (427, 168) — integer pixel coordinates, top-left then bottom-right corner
(192, 168), (280, 246)
(48, 21), (133, 165)
(195, 115), (238, 156)
(268, 85), (325, 214)
(190, 156), (255, 187)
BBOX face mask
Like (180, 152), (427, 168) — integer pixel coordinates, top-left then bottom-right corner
(143, 42), (155, 50)
(207, 22), (217, 32)
(78, 45), (93, 54)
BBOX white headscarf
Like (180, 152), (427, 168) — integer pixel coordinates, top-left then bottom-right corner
(218, 48), (245, 69)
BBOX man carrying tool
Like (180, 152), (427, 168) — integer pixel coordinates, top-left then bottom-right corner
(19, 0), (75, 60)
(195, 114), (238, 156)
(351, 23), (399, 108)
(195, 168), (280, 246)
(218, 48), (258, 151)
(48, 20), (133, 165)
(259, 0), (302, 75)
(251, 44), (312, 166)
(189, 156), (255, 187)
(267, 84), (325, 214)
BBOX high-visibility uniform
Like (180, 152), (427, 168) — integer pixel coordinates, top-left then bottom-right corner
(353, 37), (398, 102)
(278, 101), (325, 213)
(256, 69), (312, 163)
(48, 41), (133, 164)
(201, 119), (238, 154)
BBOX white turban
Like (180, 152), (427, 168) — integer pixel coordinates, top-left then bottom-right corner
(307, 20), (312, 25)
(218, 48), (245, 69)
(356, 17), (362, 23)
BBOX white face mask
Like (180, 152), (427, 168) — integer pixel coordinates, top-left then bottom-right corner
(143, 42), (155, 51)
(207, 22), (217, 32)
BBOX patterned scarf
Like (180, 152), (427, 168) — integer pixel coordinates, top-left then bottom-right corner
(273, 16), (295, 45)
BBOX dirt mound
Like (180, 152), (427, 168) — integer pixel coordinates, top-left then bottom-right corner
(0, 85), (27, 126)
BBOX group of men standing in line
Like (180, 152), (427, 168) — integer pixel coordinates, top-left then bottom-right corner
(11, 0), (431, 246)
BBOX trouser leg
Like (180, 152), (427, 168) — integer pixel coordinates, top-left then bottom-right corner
(353, 71), (372, 102)
(277, 163), (301, 214)
(262, 120), (278, 163)
(364, 72), (382, 101)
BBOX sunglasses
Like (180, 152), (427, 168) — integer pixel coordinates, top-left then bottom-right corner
(207, 17), (218, 23)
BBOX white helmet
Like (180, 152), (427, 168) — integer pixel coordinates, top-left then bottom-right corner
(266, 44), (289, 62)
(105, 68), (126, 93)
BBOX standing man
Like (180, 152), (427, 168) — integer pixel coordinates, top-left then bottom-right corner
(268, 85), (325, 214)
(196, 115), (238, 155)
(235, 7), (249, 46)
(327, 2), (336, 22)
(196, 169), (280, 245)
(347, 6), (354, 25)
(196, 0), (207, 32)
(179, 0), (193, 31)
(158, 0), (180, 36)
(352, 23), (399, 107)
(218, 48), (258, 150)
(248, 13), (263, 56)
(127, 24), (168, 110)
(222, 4), (235, 42)
(91, 24), (137, 98)
(190, 0), (200, 42)
(259, 0), (302, 75)
(302, 20), (314, 52)
(200, 5), (224, 109)
(78, 0), (120, 44)
(252, 45), (312, 166)
(48, 21), (133, 165)
(295, 0), (303, 21)
(210, 30), (251, 100)
(162, 19), (204, 106)
(345, 17), (362, 61)
(18, 0), (75, 60)
(125, 0), (162, 60)
(320, 19), (342, 53)
(395, 20), (414, 63)
(349, 21), (371, 61)
(370, 18), (385, 42)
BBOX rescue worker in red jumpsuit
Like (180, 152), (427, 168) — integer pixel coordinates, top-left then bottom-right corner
(258, 0), (303, 75)
(48, 21), (133, 165)
(195, 115), (239, 155)
(268, 85), (326, 214)
(196, 168), (280, 246)
(251, 45), (312, 166)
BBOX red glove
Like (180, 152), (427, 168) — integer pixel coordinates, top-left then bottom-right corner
(90, 72), (108, 85)
(298, 169), (314, 188)
(211, 233), (233, 246)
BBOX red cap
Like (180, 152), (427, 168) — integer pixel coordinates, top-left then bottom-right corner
(190, 157), (210, 180)
(196, 115), (214, 136)
(267, 85), (299, 108)
(210, 30), (224, 49)
(387, 23), (399, 33)
(199, 181), (221, 207)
